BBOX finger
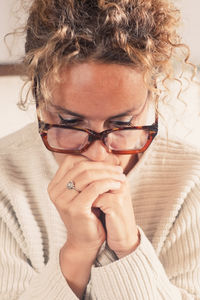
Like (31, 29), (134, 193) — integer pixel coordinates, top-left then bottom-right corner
(51, 155), (123, 186)
(92, 193), (117, 215)
(108, 180), (127, 194)
(61, 167), (125, 192)
(50, 159), (123, 191)
(49, 170), (124, 207)
(92, 181), (129, 214)
(71, 180), (122, 211)
(48, 181), (80, 204)
(59, 160), (123, 185)
(72, 160), (123, 173)
(50, 155), (85, 188)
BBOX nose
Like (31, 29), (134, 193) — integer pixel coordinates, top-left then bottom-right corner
(82, 139), (109, 162)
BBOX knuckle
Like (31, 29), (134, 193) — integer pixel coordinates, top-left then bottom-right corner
(77, 160), (88, 170)
(47, 180), (59, 195)
(56, 197), (71, 212)
(50, 192), (59, 204)
(89, 182), (99, 194)
(103, 193), (112, 201)
(47, 182), (53, 194)
(81, 169), (92, 181)
(47, 187), (55, 201)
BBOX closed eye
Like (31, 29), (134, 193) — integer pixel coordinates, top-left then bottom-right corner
(109, 120), (133, 128)
(58, 114), (83, 125)
(58, 114), (134, 128)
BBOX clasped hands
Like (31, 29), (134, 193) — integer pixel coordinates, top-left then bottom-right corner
(48, 156), (140, 259)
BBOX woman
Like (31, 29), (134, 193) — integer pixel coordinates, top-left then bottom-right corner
(0, 0), (200, 299)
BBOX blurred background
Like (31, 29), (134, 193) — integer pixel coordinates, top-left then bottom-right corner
(0, 0), (200, 145)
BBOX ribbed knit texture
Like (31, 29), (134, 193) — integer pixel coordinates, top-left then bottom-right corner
(0, 122), (200, 299)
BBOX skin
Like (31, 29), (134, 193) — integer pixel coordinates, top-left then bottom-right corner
(45, 62), (150, 298)
(49, 62), (148, 170)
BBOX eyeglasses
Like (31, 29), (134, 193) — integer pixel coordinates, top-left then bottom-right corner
(37, 113), (158, 155)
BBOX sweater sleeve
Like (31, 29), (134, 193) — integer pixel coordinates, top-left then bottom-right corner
(90, 183), (200, 300)
(0, 180), (79, 300)
(0, 218), (79, 300)
(90, 228), (195, 299)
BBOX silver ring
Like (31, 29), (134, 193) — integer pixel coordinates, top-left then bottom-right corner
(66, 180), (80, 193)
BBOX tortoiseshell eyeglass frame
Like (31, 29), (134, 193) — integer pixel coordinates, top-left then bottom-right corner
(37, 114), (158, 155)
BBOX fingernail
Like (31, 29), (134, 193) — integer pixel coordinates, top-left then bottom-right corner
(116, 166), (123, 173)
(111, 181), (121, 189)
(117, 174), (126, 181)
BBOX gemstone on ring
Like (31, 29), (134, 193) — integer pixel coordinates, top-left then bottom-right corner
(66, 180), (80, 192)
(67, 180), (75, 190)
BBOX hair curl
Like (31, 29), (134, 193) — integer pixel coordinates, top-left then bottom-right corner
(20, 0), (190, 108)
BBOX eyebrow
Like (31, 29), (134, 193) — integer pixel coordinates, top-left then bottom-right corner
(49, 101), (146, 119)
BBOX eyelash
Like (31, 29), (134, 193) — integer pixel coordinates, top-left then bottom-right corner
(58, 115), (133, 127)
(58, 115), (83, 125)
(109, 120), (133, 127)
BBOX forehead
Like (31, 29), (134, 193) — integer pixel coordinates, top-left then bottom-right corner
(49, 63), (148, 119)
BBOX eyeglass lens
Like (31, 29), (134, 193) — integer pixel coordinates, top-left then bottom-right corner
(46, 127), (149, 151)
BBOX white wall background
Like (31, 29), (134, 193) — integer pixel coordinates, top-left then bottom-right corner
(0, 76), (36, 138)
(0, 0), (26, 64)
(0, 0), (200, 144)
(176, 0), (200, 65)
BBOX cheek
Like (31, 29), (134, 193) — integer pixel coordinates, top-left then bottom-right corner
(118, 154), (138, 174)
(118, 155), (132, 168)
(53, 152), (90, 167)
(53, 153), (67, 166)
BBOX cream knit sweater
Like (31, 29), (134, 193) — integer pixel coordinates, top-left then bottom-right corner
(0, 122), (200, 300)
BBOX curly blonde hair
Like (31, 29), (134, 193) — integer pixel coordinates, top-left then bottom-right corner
(20, 0), (189, 108)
